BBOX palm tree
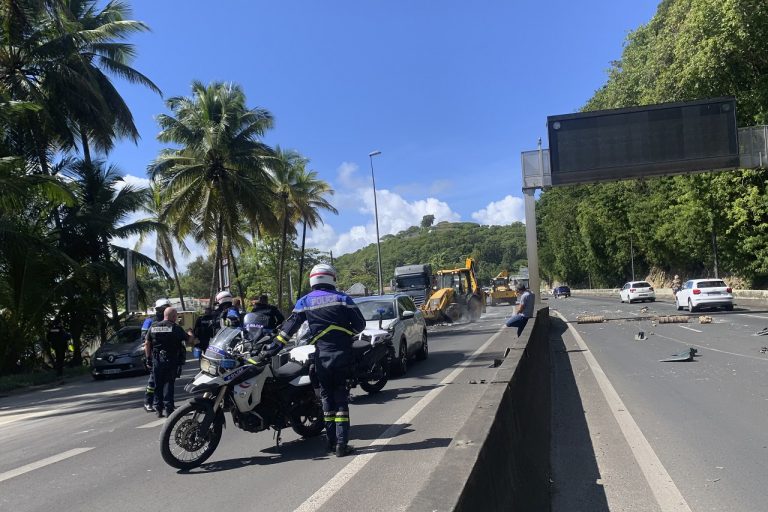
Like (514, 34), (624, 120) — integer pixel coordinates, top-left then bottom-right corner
(149, 81), (279, 305)
(294, 170), (337, 299)
(60, 159), (168, 329)
(136, 183), (189, 310)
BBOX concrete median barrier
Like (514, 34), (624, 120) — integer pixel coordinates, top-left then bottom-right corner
(408, 307), (551, 512)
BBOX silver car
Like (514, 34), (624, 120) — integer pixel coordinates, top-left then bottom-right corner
(355, 294), (428, 376)
(91, 326), (148, 379)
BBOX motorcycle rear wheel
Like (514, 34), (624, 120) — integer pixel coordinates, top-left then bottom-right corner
(291, 402), (325, 438)
(359, 361), (389, 394)
(160, 401), (222, 470)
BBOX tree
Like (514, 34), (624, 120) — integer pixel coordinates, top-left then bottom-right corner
(136, 184), (189, 309)
(420, 214), (435, 229)
(149, 81), (279, 304)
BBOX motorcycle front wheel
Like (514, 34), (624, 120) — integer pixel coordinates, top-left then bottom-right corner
(359, 361), (389, 394)
(160, 401), (223, 470)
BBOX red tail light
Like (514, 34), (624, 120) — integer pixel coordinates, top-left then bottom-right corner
(629, 288), (636, 293)
(693, 289), (701, 295)
(726, 287), (732, 293)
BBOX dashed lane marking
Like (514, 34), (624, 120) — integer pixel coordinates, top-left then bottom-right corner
(557, 311), (693, 512)
(679, 325), (702, 333)
(739, 313), (768, 320)
(136, 418), (166, 429)
(293, 324), (506, 512)
(0, 448), (94, 483)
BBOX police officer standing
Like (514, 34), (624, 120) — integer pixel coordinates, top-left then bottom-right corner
(145, 307), (188, 418)
(46, 318), (70, 377)
(141, 298), (171, 413)
(261, 264), (365, 457)
(193, 307), (216, 352)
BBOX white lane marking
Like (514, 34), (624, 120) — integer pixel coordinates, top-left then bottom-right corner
(654, 333), (768, 362)
(0, 448), (94, 483)
(294, 325), (506, 512)
(739, 314), (768, 320)
(136, 418), (166, 429)
(679, 326), (703, 333)
(555, 311), (693, 512)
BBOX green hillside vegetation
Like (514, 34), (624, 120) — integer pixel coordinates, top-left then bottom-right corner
(334, 221), (527, 290)
(536, 0), (768, 289)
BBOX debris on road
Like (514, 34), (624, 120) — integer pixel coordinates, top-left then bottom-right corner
(760, 347), (767, 354)
(577, 315), (606, 324)
(754, 327), (768, 336)
(657, 315), (689, 324)
(634, 331), (647, 341)
(659, 347), (698, 362)
(639, 306), (649, 313)
(699, 315), (713, 324)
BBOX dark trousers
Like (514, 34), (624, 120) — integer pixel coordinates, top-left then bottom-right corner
(52, 344), (66, 377)
(144, 372), (155, 406)
(317, 368), (350, 445)
(151, 360), (175, 412)
(506, 314), (530, 337)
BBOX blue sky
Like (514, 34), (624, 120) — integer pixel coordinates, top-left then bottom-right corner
(111, 0), (660, 264)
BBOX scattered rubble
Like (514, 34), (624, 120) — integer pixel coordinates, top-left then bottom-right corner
(699, 315), (713, 324)
(755, 327), (768, 336)
(634, 331), (647, 341)
(659, 347), (698, 362)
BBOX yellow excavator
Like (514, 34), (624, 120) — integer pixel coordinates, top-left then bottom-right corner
(488, 271), (517, 306)
(420, 258), (486, 324)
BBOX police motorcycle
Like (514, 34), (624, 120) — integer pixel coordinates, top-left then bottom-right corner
(293, 309), (393, 395)
(159, 317), (323, 470)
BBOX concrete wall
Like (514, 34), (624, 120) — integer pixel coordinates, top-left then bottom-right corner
(570, 288), (768, 302)
(408, 307), (552, 512)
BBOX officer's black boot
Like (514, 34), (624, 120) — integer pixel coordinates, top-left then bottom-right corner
(335, 443), (354, 457)
(326, 438), (337, 453)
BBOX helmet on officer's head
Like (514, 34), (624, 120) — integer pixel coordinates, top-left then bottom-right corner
(154, 298), (171, 309)
(215, 290), (233, 305)
(309, 263), (337, 289)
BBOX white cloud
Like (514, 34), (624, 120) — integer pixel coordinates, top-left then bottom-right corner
(115, 173), (150, 192)
(307, 187), (461, 255)
(336, 161), (366, 189)
(471, 195), (525, 225)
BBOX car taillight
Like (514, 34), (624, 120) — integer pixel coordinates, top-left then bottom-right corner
(726, 287), (732, 293)
(693, 289), (701, 295)
(629, 288), (636, 293)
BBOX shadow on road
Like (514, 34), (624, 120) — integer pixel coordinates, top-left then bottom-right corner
(550, 316), (610, 512)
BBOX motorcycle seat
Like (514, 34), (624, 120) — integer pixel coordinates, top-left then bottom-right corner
(352, 338), (370, 357)
(273, 361), (304, 381)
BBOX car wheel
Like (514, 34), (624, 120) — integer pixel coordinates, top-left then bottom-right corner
(415, 330), (428, 361)
(724, 304), (734, 311)
(687, 299), (696, 313)
(649, 298), (655, 302)
(394, 340), (408, 376)
(676, 298), (683, 311)
(92, 374), (105, 381)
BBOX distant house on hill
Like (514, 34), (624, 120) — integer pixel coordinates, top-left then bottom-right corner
(346, 283), (369, 297)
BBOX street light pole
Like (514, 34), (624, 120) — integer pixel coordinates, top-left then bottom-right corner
(630, 236), (635, 281)
(369, 150), (384, 295)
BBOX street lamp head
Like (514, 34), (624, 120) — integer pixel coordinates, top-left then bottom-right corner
(369, 150), (382, 157)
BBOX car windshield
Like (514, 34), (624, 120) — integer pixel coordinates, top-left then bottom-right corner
(492, 278), (507, 287)
(106, 329), (140, 345)
(697, 280), (727, 288)
(396, 275), (428, 289)
(633, 282), (652, 288)
(357, 300), (396, 321)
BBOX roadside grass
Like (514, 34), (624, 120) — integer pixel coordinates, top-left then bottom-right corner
(0, 365), (91, 393)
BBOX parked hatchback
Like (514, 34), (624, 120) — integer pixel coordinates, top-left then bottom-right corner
(91, 326), (148, 379)
(675, 279), (734, 312)
(619, 281), (656, 303)
(355, 294), (428, 376)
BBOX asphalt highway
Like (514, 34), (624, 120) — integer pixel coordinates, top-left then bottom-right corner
(548, 294), (768, 512)
(0, 308), (521, 512)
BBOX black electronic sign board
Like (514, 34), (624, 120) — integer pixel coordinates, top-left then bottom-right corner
(547, 98), (739, 186)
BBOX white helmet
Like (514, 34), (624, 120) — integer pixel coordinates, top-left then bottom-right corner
(215, 290), (233, 305)
(309, 263), (337, 289)
(154, 298), (171, 309)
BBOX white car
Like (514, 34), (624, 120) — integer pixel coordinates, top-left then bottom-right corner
(355, 294), (428, 376)
(675, 279), (734, 312)
(619, 281), (656, 303)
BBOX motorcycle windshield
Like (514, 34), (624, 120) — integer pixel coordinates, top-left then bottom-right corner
(204, 327), (242, 360)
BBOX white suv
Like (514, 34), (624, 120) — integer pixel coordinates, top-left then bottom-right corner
(355, 294), (428, 376)
(676, 279), (734, 312)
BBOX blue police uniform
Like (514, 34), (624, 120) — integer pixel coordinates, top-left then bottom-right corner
(272, 287), (366, 451)
(146, 320), (188, 416)
(141, 316), (157, 409)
